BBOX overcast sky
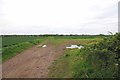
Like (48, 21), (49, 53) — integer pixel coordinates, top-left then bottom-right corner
(0, 0), (119, 35)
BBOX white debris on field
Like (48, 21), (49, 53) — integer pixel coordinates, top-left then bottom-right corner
(66, 45), (84, 49)
(115, 63), (118, 66)
(42, 45), (47, 48)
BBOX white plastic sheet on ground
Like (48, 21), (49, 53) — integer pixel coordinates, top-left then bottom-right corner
(66, 45), (84, 49)
(42, 45), (47, 48)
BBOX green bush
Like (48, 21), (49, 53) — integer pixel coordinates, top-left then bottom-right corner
(73, 33), (120, 78)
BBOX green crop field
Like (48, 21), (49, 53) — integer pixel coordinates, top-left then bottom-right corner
(2, 35), (42, 47)
(2, 35), (46, 62)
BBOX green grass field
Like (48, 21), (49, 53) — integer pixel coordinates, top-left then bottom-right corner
(2, 35), (103, 62)
(47, 36), (103, 78)
(48, 33), (119, 78)
(1, 34), (119, 78)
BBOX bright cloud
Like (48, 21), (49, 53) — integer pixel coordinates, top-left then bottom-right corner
(0, 0), (119, 35)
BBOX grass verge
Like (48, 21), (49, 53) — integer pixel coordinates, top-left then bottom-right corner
(48, 33), (119, 78)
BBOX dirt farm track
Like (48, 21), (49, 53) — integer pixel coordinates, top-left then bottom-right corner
(2, 40), (66, 78)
